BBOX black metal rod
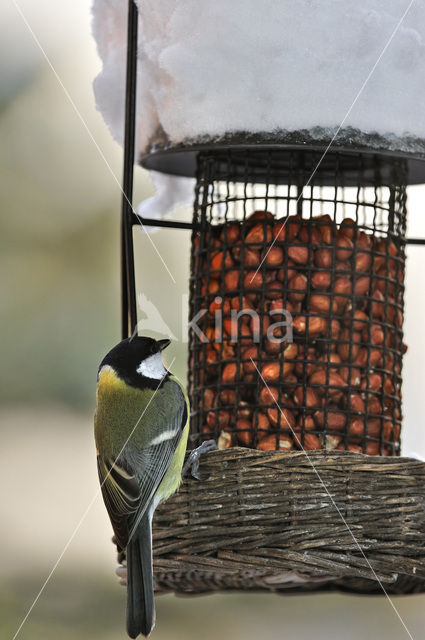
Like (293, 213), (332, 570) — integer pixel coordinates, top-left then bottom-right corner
(406, 238), (425, 245)
(131, 214), (194, 230)
(120, 0), (139, 340)
(131, 212), (425, 244)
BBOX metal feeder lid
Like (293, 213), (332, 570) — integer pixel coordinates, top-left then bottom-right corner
(140, 127), (425, 187)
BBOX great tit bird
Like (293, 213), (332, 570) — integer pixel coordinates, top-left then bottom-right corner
(94, 336), (190, 638)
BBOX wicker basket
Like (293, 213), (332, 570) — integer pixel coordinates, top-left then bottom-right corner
(152, 448), (425, 595)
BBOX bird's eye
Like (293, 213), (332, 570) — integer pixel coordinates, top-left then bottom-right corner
(150, 344), (157, 354)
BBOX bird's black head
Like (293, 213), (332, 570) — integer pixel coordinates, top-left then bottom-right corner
(98, 336), (171, 389)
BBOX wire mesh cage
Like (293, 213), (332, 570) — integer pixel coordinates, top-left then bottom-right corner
(188, 149), (407, 456)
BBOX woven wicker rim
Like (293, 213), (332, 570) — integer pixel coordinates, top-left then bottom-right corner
(152, 448), (425, 595)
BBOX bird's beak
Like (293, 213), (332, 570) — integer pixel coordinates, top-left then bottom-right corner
(157, 339), (171, 352)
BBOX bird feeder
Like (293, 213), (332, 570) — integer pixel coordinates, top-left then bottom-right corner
(96, 0), (425, 596)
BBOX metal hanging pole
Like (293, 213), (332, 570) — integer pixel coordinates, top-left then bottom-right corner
(120, 0), (139, 339)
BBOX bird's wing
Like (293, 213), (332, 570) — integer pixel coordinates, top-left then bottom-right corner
(98, 378), (188, 550)
(97, 455), (140, 549)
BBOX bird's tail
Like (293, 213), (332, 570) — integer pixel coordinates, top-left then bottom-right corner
(126, 513), (155, 638)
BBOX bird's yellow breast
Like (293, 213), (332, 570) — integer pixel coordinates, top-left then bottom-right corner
(156, 421), (189, 503)
(94, 365), (153, 457)
(97, 365), (127, 396)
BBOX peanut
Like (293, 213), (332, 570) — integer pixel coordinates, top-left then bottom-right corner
(311, 271), (332, 290)
(337, 329), (361, 361)
(243, 270), (263, 290)
(266, 280), (285, 300)
(299, 224), (322, 245)
(288, 273), (308, 302)
(345, 309), (368, 331)
(329, 319), (341, 340)
(218, 430), (232, 450)
(293, 386), (320, 408)
(210, 251), (233, 271)
(259, 385), (280, 406)
(204, 347), (218, 365)
(339, 218), (356, 239)
(224, 270), (240, 291)
(334, 277), (352, 310)
(367, 396), (382, 415)
(203, 388), (215, 410)
(288, 245), (309, 264)
(247, 210), (275, 223)
(261, 362), (280, 382)
(273, 217), (301, 242)
(355, 251), (372, 273)
(220, 389), (236, 405)
(315, 248), (333, 269)
(315, 214), (335, 244)
(246, 223), (273, 244)
(201, 279), (220, 296)
(294, 432), (321, 450)
(233, 246), (260, 267)
(267, 406), (296, 429)
(314, 410), (347, 431)
(242, 345), (259, 373)
(299, 415), (316, 431)
(310, 294), (338, 314)
(236, 419), (253, 446)
(276, 260), (297, 281)
(222, 363), (238, 383)
(230, 296), (255, 313)
(354, 276), (371, 296)
(258, 434), (293, 451)
(348, 392), (365, 414)
(206, 410), (230, 428)
(209, 296), (231, 314)
(362, 373), (382, 392)
(323, 435), (342, 450)
(309, 370), (347, 397)
(220, 222), (240, 244)
(336, 232), (354, 260)
(237, 401), (252, 420)
(264, 246), (284, 267)
(255, 412), (270, 431)
(292, 315), (328, 336)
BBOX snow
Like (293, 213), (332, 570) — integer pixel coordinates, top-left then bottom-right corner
(136, 171), (194, 232)
(92, 0), (425, 158)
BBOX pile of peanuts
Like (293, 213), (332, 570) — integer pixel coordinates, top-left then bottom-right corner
(190, 210), (405, 456)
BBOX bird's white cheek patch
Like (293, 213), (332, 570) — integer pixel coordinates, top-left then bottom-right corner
(137, 353), (167, 380)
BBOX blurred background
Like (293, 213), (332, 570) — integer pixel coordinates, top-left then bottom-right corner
(1, 1), (425, 638)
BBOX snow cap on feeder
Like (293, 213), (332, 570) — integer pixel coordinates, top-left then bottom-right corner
(92, 0), (425, 183)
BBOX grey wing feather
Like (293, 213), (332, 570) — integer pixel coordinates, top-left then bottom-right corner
(97, 456), (140, 549)
(98, 380), (187, 549)
(125, 428), (183, 540)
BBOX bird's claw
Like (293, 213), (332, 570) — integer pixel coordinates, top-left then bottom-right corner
(116, 562), (127, 586)
(182, 440), (218, 480)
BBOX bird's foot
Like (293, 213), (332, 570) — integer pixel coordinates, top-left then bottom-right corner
(116, 561), (127, 586)
(182, 440), (218, 480)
